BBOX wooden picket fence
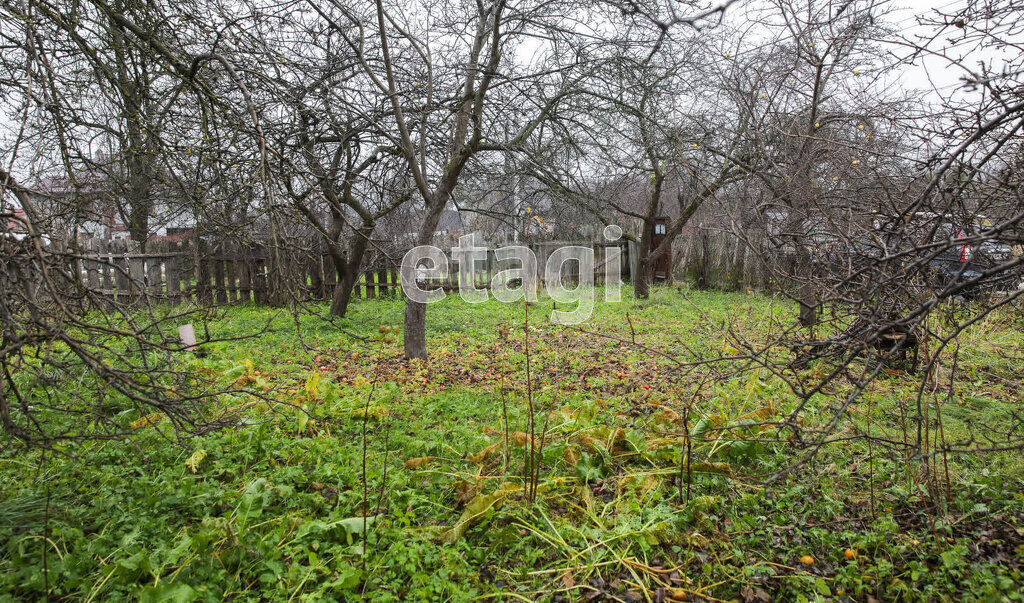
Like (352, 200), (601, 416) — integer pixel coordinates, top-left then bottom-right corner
(74, 238), (407, 305)
(76, 238), (273, 304)
(71, 232), (777, 306)
(307, 255), (402, 301)
(676, 228), (770, 291)
(71, 238), (635, 306)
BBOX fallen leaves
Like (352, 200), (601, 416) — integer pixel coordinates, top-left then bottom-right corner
(741, 585), (771, 603)
(467, 441), (502, 463)
(403, 456), (436, 469)
(233, 373), (258, 387)
(131, 412), (164, 429)
(511, 431), (533, 447)
(185, 449), (207, 473)
(453, 479), (479, 507)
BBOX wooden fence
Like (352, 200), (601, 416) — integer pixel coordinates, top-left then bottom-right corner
(675, 229), (770, 291)
(70, 232), (774, 306)
(76, 238), (274, 304)
(71, 239), (635, 306)
(74, 238), (407, 305)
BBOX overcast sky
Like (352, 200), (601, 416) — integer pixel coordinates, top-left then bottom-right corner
(3, 0), (1017, 185)
(889, 0), (1015, 100)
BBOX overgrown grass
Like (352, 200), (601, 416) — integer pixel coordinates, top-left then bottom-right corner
(2, 288), (1023, 601)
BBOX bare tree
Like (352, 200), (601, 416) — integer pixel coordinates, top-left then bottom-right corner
(238, 5), (414, 315)
(318, 0), (591, 358)
(523, 29), (748, 298)
(719, 0), (1024, 491)
(720, 0), (906, 326)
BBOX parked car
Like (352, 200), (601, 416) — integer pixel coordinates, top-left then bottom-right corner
(811, 213), (1022, 295)
(919, 222), (1021, 294)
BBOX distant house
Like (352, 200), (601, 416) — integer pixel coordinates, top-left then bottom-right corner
(28, 165), (194, 243)
(391, 208), (468, 249)
(1, 206), (55, 246)
(2, 207), (29, 239)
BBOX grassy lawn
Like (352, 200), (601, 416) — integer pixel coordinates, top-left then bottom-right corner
(2, 288), (1023, 601)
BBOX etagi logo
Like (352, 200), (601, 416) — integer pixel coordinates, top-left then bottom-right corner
(401, 225), (624, 325)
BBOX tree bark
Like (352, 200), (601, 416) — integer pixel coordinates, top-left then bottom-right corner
(634, 259), (651, 299)
(329, 225), (373, 317)
(403, 298), (428, 359)
(633, 219), (653, 299)
(328, 243), (352, 317)
(786, 206), (818, 328)
(403, 195), (450, 359)
(799, 281), (817, 327)
(797, 252), (817, 327)
(331, 269), (355, 317)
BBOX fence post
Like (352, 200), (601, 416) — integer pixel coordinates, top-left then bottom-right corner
(213, 255), (227, 304)
(225, 258), (236, 302)
(366, 271), (376, 299)
(253, 256), (266, 304)
(127, 240), (144, 300)
(167, 252), (181, 304)
(376, 266), (387, 298)
(85, 238), (100, 291)
(112, 240), (130, 301)
(197, 252), (212, 305)
(148, 256), (162, 299)
(448, 251), (456, 290)
(99, 239), (112, 295)
(238, 254), (251, 303)
(486, 249), (494, 287)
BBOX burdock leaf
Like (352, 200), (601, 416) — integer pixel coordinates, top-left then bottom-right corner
(442, 482), (518, 543)
(467, 442), (501, 463)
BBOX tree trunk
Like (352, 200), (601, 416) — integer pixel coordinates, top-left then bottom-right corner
(780, 193), (818, 328)
(403, 196), (449, 359)
(797, 253), (817, 327)
(328, 223), (373, 317)
(696, 232), (711, 289)
(799, 282), (817, 327)
(110, 4), (155, 254)
(790, 210), (817, 328)
(331, 270), (355, 316)
(404, 298), (428, 359)
(633, 220), (653, 299)
(634, 258), (651, 299)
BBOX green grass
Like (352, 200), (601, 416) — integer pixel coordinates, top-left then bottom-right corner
(2, 288), (1023, 601)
